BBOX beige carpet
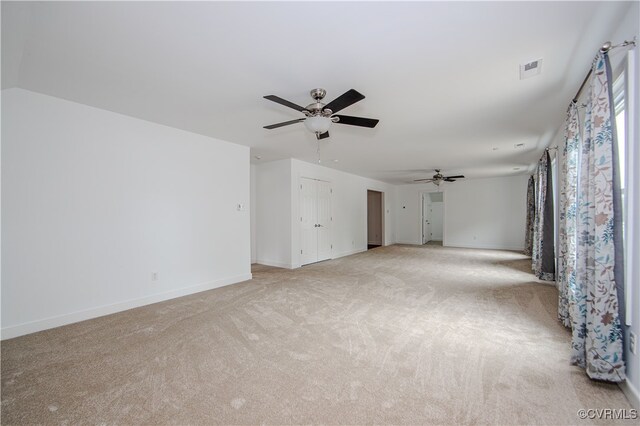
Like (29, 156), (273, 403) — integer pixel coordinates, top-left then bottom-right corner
(1, 244), (631, 424)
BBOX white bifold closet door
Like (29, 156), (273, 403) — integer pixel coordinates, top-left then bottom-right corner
(300, 177), (332, 266)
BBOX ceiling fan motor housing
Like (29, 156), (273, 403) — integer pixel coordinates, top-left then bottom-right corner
(304, 102), (333, 117)
(305, 89), (334, 117)
(310, 88), (326, 101)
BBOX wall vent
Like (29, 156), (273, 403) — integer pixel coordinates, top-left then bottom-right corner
(520, 58), (543, 79)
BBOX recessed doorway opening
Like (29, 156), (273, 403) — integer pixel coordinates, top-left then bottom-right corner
(422, 191), (444, 245)
(367, 190), (384, 250)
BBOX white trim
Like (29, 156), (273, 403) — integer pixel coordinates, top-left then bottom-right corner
(620, 380), (640, 410)
(285, 248), (370, 269)
(332, 248), (367, 259)
(1, 273), (252, 340)
(444, 243), (525, 251)
(255, 259), (294, 269)
(394, 241), (523, 251)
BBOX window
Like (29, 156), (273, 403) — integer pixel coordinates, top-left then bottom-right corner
(613, 72), (626, 216)
(612, 51), (634, 328)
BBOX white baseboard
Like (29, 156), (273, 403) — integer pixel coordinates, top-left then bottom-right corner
(1, 272), (252, 340)
(333, 248), (367, 259)
(444, 242), (525, 251)
(392, 241), (524, 251)
(620, 379), (640, 409)
(255, 259), (294, 269)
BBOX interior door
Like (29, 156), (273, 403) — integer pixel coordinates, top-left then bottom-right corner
(422, 194), (431, 244)
(300, 178), (332, 265)
(300, 178), (318, 265)
(316, 180), (332, 261)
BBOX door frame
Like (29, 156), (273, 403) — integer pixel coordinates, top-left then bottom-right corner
(366, 189), (385, 248)
(420, 189), (446, 246)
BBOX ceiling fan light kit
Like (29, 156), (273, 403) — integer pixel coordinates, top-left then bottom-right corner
(263, 88), (379, 140)
(304, 115), (332, 134)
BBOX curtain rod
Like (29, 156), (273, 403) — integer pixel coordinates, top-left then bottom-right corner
(572, 39), (637, 103)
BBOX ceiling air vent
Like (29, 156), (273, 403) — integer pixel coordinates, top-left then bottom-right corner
(520, 58), (543, 79)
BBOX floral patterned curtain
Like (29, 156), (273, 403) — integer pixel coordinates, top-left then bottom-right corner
(532, 151), (555, 281)
(524, 176), (535, 256)
(560, 51), (625, 382)
(557, 102), (580, 327)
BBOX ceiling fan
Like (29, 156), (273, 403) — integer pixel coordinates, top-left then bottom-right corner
(263, 88), (379, 140)
(414, 170), (465, 186)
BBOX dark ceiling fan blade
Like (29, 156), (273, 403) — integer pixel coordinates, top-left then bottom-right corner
(445, 175), (465, 179)
(333, 115), (379, 128)
(444, 178), (457, 182)
(316, 131), (330, 140)
(414, 178), (435, 182)
(263, 118), (305, 129)
(263, 95), (308, 112)
(324, 89), (365, 114)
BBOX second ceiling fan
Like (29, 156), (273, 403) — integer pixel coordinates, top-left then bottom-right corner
(414, 170), (465, 186)
(263, 88), (379, 139)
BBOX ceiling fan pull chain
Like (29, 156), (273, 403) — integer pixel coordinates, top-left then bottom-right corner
(317, 140), (321, 164)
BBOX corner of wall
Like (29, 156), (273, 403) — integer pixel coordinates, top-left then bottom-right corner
(620, 380), (640, 410)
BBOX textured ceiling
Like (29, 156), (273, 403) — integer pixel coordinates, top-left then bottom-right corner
(2, 1), (634, 183)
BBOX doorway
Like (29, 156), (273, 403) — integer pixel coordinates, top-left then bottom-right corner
(367, 190), (384, 250)
(422, 192), (444, 244)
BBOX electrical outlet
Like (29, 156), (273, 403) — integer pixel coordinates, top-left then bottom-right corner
(152, 272), (158, 282)
(630, 332), (637, 355)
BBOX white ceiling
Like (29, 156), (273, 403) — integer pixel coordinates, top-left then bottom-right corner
(1, 1), (633, 184)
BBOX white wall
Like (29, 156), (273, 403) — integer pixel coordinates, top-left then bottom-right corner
(254, 159), (292, 268)
(1, 88), (251, 339)
(396, 175), (528, 250)
(253, 158), (396, 269)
